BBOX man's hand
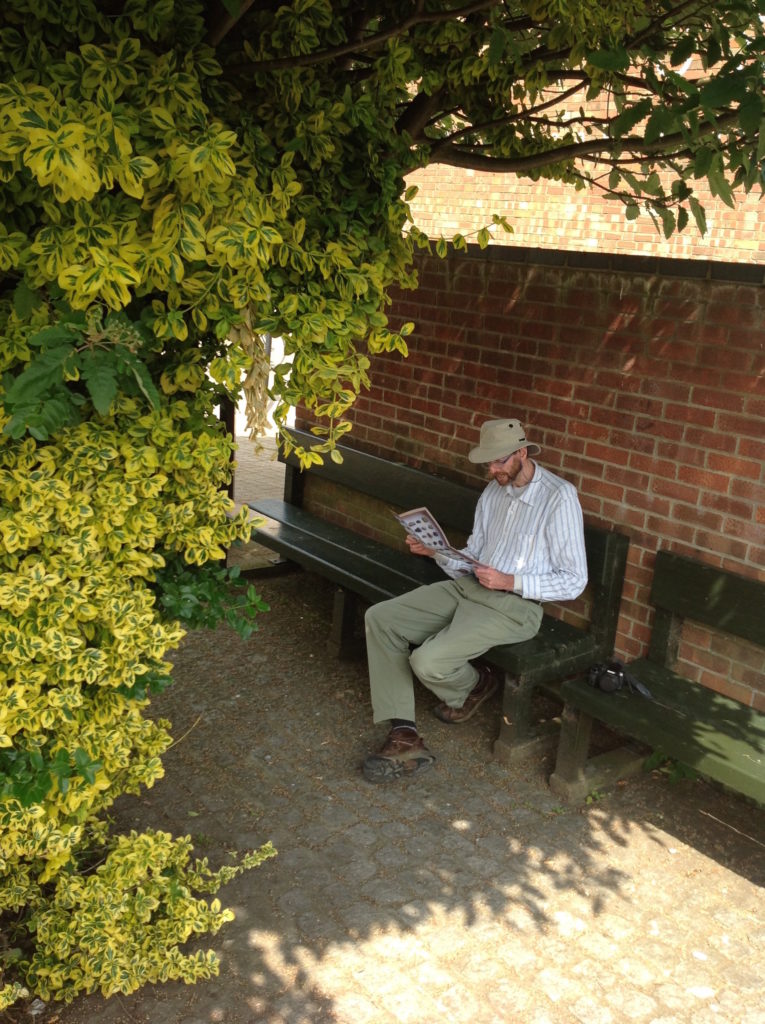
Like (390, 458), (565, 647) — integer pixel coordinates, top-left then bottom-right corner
(474, 565), (516, 591)
(406, 535), (436, 557)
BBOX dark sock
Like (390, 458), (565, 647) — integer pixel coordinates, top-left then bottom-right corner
(391, 718), (417, 733)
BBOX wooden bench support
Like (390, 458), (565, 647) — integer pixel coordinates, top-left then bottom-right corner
(492, 676), (560, 764)
(549, 705), (646, 802)
(329, 587), (363, 659)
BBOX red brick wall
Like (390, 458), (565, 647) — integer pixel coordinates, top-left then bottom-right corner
(310, 248), (765, 710)
(407, 166), (765, 264)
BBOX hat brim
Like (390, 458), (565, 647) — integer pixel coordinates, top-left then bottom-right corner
(468, 441), (541, 464)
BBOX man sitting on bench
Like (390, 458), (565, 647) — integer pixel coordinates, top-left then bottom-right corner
(362, 417), (588, 784)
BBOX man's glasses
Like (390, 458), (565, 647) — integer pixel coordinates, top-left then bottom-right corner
(489, 452), (518, 468)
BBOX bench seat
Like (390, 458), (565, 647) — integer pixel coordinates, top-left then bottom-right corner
(250, 497), (443, 604)
(251, 498), (607, 680)
(557, 661), (765, 803)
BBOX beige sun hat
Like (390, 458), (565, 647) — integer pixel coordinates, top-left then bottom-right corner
(468, 418), (541, 463)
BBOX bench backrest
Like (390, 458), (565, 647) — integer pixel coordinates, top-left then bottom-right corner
(582, 527), (629, 645)
(647, 550), (765, 665)
(281, 428), (629, 636)
(280, 428), (477, 533)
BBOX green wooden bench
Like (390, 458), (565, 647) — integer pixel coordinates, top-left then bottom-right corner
(248, 428), (629, 763)
(549, 550), (765, 805)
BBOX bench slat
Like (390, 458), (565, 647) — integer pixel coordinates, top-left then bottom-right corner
(487, 619), (601, 684)
(651, 550), (765, 647)
(281, 429), (477, 533)
(249, 502), (443, 600)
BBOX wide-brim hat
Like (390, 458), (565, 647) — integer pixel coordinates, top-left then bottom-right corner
(468, 418), (541, 463)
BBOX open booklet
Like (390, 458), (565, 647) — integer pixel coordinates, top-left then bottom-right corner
(392, 506), (485, 571)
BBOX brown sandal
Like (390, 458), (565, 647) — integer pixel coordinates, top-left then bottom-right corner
(433, 665), (500, 724)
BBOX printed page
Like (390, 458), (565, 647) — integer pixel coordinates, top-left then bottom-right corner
(393, 507), (483, 568)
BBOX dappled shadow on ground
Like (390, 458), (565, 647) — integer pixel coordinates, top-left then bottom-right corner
(52, 572), (765, 1024)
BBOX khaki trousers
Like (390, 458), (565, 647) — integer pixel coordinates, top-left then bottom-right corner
(365, 577), (544, 724)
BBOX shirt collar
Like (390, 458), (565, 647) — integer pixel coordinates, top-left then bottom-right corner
(502, 460), (539, 503)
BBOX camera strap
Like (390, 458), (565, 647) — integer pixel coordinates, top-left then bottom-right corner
(622, 668), (653, 700)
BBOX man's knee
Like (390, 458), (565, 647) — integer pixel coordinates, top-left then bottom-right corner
(365, 595), (402, 634)
(409, 642), (443, 682)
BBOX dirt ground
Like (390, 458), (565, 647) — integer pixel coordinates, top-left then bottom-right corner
(5, 567), (761, 1024)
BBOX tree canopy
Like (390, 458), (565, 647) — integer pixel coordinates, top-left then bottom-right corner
(1, 0), (763, 446)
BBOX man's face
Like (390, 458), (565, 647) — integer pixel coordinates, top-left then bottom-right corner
(488, 449), (524, 486)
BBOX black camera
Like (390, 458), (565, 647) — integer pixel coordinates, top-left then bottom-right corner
(588, 660), (626, 692)
(588, 659), (653, 700)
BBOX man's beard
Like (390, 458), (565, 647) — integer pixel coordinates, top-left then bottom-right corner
(490, 462), (522, 486)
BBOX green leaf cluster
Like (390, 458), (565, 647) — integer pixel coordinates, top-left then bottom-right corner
(21, 830), (276, 1003)
(152, 557), (270, 640)
(0, 290), (267, 1007)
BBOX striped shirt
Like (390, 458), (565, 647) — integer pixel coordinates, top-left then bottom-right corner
(436, 462), (588, 603)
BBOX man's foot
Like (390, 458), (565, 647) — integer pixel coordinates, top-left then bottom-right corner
(362, 727), (436, 784)
(433, 664), (500, 724)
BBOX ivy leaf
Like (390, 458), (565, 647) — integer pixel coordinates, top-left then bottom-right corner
(689, 196), (707, 235)
(611, 98), (652, 138)
(488, 29), (506, 66)
(699, 74), (747, 110)
(644, 108), (677, 145)
(116, 347), (161, 409)
(707, 162), (735, 208)
(738, 93), (763, 137)
(587, 48), (629, 72)
(49, 748), (73, 795)
(671, 35), (696, 66)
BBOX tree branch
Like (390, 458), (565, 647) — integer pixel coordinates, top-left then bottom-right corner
(242, 0), (504, 71)
(396, 89), (447, 141)
(428, 81), (588, 150)
(430, 105), (742, 174)
(432, 138), (617, 173)
(206, 0), (258, 47)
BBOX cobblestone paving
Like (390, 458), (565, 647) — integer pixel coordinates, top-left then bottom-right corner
(50, 438), (764, 1024)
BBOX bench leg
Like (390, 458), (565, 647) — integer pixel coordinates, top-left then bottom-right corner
(549, 703), (647, 804)
(328, 587), (361, 659)
(548, 703), (594, 801)
(492, 673), (559, 765)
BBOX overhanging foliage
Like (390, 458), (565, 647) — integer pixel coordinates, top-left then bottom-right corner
(1, 0), (762, 445)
